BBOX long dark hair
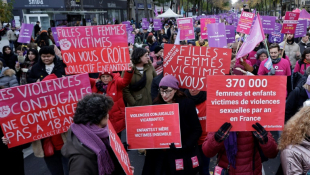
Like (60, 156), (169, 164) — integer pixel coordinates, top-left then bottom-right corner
(25, 49), (39, 63)
(301, 47), (310, 61)
(153, 86), (187, 104)
(2, 45), (12, 56)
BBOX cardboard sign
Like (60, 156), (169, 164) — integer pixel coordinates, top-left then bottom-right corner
(0, 74), (92, 148)
(261, 16), (276, 34)
(108, 120), (133, 175)
(268, 32), (284, 43)
(17, 23), (34, 44)
(200, 18), (216, 39)
(226, 25), (236, 43)
(281, 12), (300, 34)
(142, 21), (149, 30)
(236, 11), (255, 34)
(207, 76), (287, 132)
(153, 19), (162, 31)
(207, 23), (227, 48)
(127, 33), (135, 44)
(275, 23), (282, 32)
(57, 25), (131, 74)
(294, 20), (307, 37)
(177, 18), (195, 40)
(122, 21), (133, 32)
(163, 44), (232, 90)
(126, 104), (182, 150)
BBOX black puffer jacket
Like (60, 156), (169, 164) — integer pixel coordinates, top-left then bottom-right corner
(27, 55), (66, 83)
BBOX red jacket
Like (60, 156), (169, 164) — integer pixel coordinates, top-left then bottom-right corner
(202, 132), (278, 175)
(92, 71), (133, 133)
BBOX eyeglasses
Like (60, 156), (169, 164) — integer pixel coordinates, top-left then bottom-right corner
(159, 89), (173, 95)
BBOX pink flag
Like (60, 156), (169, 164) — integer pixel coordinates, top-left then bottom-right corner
(236, 14), (265, 59)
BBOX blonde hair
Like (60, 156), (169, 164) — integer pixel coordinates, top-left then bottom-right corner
(278, 106), (310, 150)
(303, 83), (310, 90)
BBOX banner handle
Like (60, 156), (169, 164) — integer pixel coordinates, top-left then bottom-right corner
(236, 33), (244, 52)
(280, 35), (287, 58)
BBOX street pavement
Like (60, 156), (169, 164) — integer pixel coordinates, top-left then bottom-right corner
(0, 36), (281, 175)
(23, 131), (281, 175)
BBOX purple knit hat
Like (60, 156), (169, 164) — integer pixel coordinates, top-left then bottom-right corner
(159, 75), (180, 89)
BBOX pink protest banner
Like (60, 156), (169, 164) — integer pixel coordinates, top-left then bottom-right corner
(0, 74), (92, 148)
(200, 18), (216, 39)
(281, 12), (300, 34)
(236, 11), (255, 34)
(177, 18), (195, 40)
(108, 120), (133, 175)
(57, 25), (131, 74)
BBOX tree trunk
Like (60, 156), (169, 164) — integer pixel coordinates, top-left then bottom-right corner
(207, 0), (208, 14)
(265, 0), (267, 15)
(143, 0), (149, 19)
(186, 0), (189, 17)
(127, 0), (131, 20)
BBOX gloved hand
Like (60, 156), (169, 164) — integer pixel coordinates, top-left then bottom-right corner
(169, 143), (177, 151)
(214, 122), (232, 143)
(156, 61), (163, 65)
(252, 123), (268, 144)
(268, 67), (275, 75)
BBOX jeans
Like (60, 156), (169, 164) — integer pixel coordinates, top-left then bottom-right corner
(198, 145), (211, 175)
(9, 40), (15, 51)
(44, 150), (69, 175)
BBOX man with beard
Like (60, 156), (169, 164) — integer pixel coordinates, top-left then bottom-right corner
(280, 34), (301, 68)
(258, 43), (292, 93)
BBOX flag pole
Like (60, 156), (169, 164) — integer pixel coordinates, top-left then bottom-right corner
(264, 34), (270, 58)
(236, 33), (244, 52)
(281, 35), (287, 58)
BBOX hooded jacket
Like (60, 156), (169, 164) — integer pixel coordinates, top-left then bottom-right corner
(280, 41), (301, 68)
(2, 52), (17, 70)
(92, 71), (133, 133)
(0, 67), (19, 87)
(281, 139), (310, 175)
(27, 55), (66, 83)
(195, 41), (209, 47)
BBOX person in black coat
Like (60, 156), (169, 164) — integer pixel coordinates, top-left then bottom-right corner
(28, 46), (66, 83)
(142, 75), (202, 175)
(1, 87), (31, 175)
(2, 45), (17, 70)
(151, 72), (163, 101)
(285, 76), (310, 122)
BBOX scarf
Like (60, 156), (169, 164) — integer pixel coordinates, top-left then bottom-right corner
(96, 81), (108, 93)
(304, 59), (310, 64)
(20, 61), (35, 85)
(224, 132), (238, 169)
(71, 123), (115, 175)
(184, 90), (206, 105)
(271, 57), (281, 64)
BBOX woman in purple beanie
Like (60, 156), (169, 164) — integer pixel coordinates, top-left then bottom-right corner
(61, 93), (133, 175)
(142, 74), (202, 175)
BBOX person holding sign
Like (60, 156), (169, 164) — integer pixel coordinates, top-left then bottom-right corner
(279, 34), (301, 68)
(15, 49), (39, 85)
(279, 106), (310, 174)
(62, 94), (131, 175)
(202, 123), (278, 175)
(28, 46), (66, 83)
(92, 66), (134, 137)
(123, 48), (157, 107)
(142, 75), (202, 175)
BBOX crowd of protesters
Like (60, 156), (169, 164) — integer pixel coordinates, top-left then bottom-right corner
(0, 14), (309, 175)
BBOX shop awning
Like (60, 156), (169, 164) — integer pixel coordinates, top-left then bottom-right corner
(30, 11), (107, 14)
